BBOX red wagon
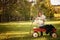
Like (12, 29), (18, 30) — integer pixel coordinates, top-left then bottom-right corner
(32, 25), (57, 38)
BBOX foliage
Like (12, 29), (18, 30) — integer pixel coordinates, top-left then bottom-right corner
(0, 0), (31, 22)
(0, 0), (59, 22)
(31, 0), (56, 19)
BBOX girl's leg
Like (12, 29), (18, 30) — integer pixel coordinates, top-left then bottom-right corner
(39, 26), (44, 36)
(41, 32), (43, 36)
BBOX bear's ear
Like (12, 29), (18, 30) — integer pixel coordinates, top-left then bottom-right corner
(49, 24), (52, 26)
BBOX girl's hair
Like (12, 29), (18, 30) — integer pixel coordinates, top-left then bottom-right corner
(38, 10), (43, 14)
(37, 11), (43, 17)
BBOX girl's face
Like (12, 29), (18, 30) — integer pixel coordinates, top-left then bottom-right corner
(38, 12), (42, 17)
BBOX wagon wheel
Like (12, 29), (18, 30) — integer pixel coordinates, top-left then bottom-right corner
(32, 32), (39, 37)
(51, 33), (57, 38)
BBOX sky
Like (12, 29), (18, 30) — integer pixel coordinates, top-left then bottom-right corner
(50, 0), (60, 5)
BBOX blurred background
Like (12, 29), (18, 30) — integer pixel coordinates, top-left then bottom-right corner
(0, 0), (60, 40)
(0, 0), (60, 22)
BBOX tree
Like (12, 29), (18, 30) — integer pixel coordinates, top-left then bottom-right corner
(0, 0), (31, 22)
(33, 0), (55, 19)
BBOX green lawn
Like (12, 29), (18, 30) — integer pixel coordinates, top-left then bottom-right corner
(0, 22), (60, 40)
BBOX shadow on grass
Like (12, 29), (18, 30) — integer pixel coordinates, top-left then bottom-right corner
(0, 25), (34, 33)
(0, 25), (9, 33)
(1, 33), (60, 40)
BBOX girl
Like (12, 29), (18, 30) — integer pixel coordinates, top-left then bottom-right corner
(34, 11), (46, 36)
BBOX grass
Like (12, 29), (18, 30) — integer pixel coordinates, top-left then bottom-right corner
(0, 22), (60, 40)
